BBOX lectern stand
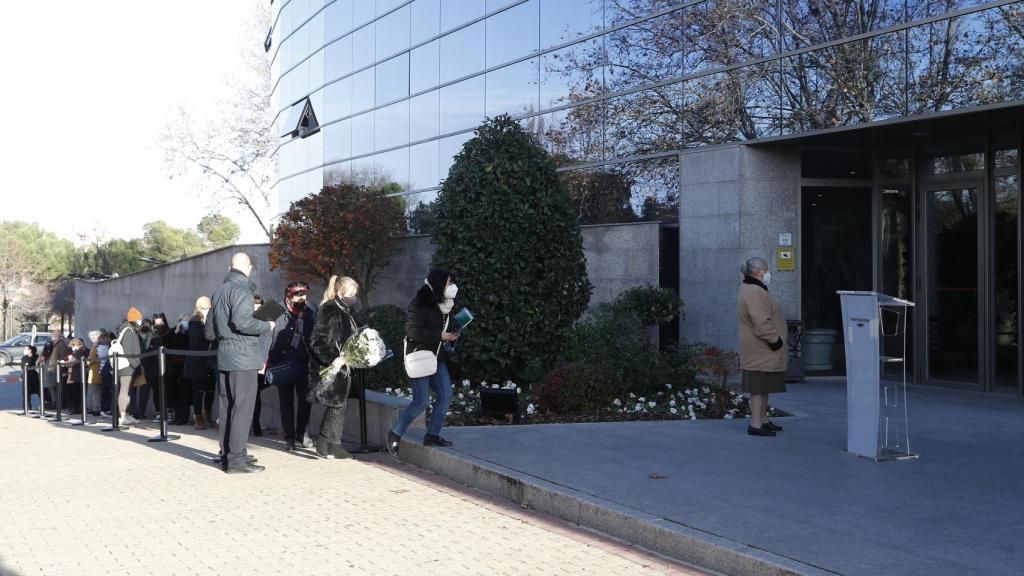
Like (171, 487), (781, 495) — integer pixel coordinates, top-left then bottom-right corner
(837, 291), (917, 460)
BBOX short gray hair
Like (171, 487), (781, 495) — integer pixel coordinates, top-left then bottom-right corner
(741, 257), (769, 277)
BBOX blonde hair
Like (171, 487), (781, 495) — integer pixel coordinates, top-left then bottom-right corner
(322, 275), (359, 305)
(193, 296), (212, 320)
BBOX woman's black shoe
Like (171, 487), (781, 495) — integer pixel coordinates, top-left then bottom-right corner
(423, 434), (453, 447)
(386, 431), (401, 457)
(763, 420), (783, 432)
(747, 425), (776, 437)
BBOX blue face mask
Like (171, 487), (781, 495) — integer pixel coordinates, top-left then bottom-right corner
(179, 319), (189, 331)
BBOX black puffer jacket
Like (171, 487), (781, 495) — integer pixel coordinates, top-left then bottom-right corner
(405, 285), (449, 362)
(307, 297), (357, 408)
(183, 319), (216, 380)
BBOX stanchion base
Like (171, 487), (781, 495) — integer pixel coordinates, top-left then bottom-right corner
(349, 445), (381, 454)
(101, 426), (124, 432)
(70, 419), (87, 426)
(147, 434), (181, 443)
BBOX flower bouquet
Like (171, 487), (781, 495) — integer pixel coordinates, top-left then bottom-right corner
(317, 326), (391, 386)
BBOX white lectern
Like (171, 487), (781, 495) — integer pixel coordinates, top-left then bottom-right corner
(837, 291), (917, 460)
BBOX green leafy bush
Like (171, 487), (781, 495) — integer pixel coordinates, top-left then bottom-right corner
(533, 363), (621, 414)
(608, 285), (682, 326)
(431, 115), (592, 382)
(354, 304), (407, 392)
(563, 305), (664, 395)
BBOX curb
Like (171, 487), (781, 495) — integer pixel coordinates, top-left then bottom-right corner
(397, 431), (838, 576)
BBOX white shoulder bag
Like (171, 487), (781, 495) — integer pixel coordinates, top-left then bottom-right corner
(403, 316), (449, 379)
(107, 327), (133, 372)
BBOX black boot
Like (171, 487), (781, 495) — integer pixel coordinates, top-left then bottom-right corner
(423, 434), (453, 447)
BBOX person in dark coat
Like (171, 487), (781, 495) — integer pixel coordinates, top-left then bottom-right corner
(387, 268), (459, 456)
(130, 319), (161, 420)
(251, 294), (274, 437)
(183, 298), (216, 429)
(166, 314), (190, 425)
(306, 275), (360, 459)
(206, 253), (274, 474)
(268, 281), (317, 450)
(113, 308), (144, 426)
(46, 329), (70, 412)
(21, 345), (40, 410)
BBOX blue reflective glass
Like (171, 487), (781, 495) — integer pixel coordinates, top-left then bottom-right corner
(307, 129), (324, 169)
(308, 11), (325, 52)
(410, 40), (440, 93)
(374, 148), (410, 188)
(411, 0), (441, 45)
(486, 0), (539, 67)
(377, 0), (407, 16)
(405, 190), (440, 233)
(324, 76), (353, 122)
(784, 0), (903, 50)
(685, 0), (780, 73)
(440, 75), (485, 133)
(540, 37), (603, 109)
(486, 59), (539, 118)
(354, 0), (375, 26)
(538, 102), (604, 163)
(309, 48), (325, 90)
(439, 131), (473, 180)
(325, 160), (351, 186)
(605, 82), (681, 158)
(540, 0), (603, 49)
(351, 68), (375, 114)
(352, 24), (376, 70)
(375, 100), (411, 150)
(376, 53), (410, 104)
(326, 0), (354, 40)
(439, 21), (484, 83)
(441, 0), (485, 32)
(325, 34), (353, 82)
(351, 112), (375, 157)
(324, 119), (353, 162)
(409, 90), (441, 141)
(292, 20), (310, 62)
(376, 4), (411, 58)
(409, 140), (440, 190)
(605, 9), (682, 93)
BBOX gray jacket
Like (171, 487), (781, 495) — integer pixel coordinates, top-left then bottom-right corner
(206, 269), (271, 372)
(114, 322), (142, 377)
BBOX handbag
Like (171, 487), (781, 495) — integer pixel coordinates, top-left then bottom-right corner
(108, 327), (133, 372)
(266, 361), (302, 385)
(403, 316), (448, 379)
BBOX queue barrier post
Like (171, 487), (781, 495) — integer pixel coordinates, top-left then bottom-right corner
(54, 364), (64, 423)
(71, 359), (88, 426)
(37, 365), (45, 419)
(148, 347), (179, 443)
(349, 369), (380, 454)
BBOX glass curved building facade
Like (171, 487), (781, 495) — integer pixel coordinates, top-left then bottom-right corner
(269, 0), (1024, 393)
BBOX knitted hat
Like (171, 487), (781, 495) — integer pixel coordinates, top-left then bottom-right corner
(126, 307), (143, 323)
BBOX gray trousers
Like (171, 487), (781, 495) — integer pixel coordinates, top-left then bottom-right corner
(217, 370), (259, 469)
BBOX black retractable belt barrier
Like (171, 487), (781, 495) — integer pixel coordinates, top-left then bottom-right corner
(148, 347), (180, 443)
(349, 369), (380, 454)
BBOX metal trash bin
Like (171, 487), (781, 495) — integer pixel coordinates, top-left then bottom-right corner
(785, 320), (804, 382)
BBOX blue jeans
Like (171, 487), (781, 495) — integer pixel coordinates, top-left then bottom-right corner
(391, 362), (452, 437)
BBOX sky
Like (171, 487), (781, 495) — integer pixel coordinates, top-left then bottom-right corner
(0, 0), (269, 246)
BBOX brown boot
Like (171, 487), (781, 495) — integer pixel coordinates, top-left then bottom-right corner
(194, 412), (207, 430)
(204, 410), (216, 428)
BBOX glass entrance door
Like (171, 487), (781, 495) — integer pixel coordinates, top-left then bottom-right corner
(923, 185), (982, 384)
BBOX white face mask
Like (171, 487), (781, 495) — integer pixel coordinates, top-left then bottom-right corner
(762, 271), (772, 286)
(444, 284), (458, 299)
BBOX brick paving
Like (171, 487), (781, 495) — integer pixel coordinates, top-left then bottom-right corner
(0, 403), (705, 576)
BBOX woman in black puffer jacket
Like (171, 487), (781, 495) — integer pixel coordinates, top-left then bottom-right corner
(306, 275), (359, 459)
(387, 268), (459, 456)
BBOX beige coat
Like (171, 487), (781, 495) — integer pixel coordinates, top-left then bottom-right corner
(737, 281), (788, 372)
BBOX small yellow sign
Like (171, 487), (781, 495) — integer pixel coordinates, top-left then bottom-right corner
(776, 247), (796, 271)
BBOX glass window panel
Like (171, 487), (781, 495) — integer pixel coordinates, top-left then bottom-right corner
(440, 75), (485, 133)
(354, 0), (375, 26)
(308, 10), (326, 51)
(351, 68), (375, 114)
(612, 156), (679, 222)
(486, 58), (540, 118)
(685, 0), (780, 73)
(907, 0), (985, 21)
(406, 190), (441, 234)
(292, 19), (310, 62)
(538, 102), (605, 164)
(441, 0), (485, 32)
(307, 129), (324, 168)
(927, 153), (985, 175)
(376, 53), (410, 104)
(780, 31), (905, 136)
(375, 100), (411, 150)
(994, 174), (1020, 386)
(374, 148), (410, 188)
(309, 49), (325, 90)
(908, 8), (1024, 115)
(325, 34), (353, 82)
(351, 155), (379, 184)
(996, 149), (1020, 169)
(410, 40), (441, 93)
(293, 0), (311, 24)
(604, 0), (680, 26)
(410, 90), (441, 141)
(540, 0), (603, 49)
(783, 0), (904, 50)
(540, 37), (604, 109)
(308, 166), (324, 196)
(352, 24), (376, 70)
(439, 21), (485, 83)
(683, 63), (781, 146)
(324, 76), (352, 122)
(606, 82), (682, 159)
(310, 88), (325, 126)
(281, 1), (294, 37)
(279, 174), (304, 207)
(325, 160), (352, 186)
(411, 0), (441, 45)
(439, 131), (474, 181)
(487, 0), (518, 10)
(409, 140), (440, 190)
(324, 119), (353, 162)
(376, 4), (411, 59)
(280, 34), (294, 71)
(326, 0), (354, 40)
(486, 0), (539, 68)
(605, 9), (683, 94)
(377, 0), (406, 16)
(293, 60), (311, 100)
(351, 111), (375, 157)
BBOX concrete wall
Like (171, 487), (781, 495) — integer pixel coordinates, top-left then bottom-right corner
(581, 221), (661, 305)
(679, 145), (800, 351)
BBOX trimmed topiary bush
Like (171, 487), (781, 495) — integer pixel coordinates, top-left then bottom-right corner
(432, 115), (592, 382)
(608, 285), (682, 326)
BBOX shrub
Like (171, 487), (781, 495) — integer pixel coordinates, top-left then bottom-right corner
(353, 304), (407, 392)
(609, 285), (682, 326)
(431, 115), (592, 382)
(533, 363), (621, 414)
(564, 305), (663, 394)
(693, 345), (740, 388)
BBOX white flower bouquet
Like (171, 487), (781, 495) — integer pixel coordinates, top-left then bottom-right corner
(318, 326), (391, 385)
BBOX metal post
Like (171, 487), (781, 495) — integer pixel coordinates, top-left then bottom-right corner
(102, 353), (122, 432)
(37, 366), (45, 419)
(148, 347), (179, 442)
(54, 363), (64, 423)
(21, 363), (29, 415)
(350, 369), (379, 454)
(72, 360), (87, 426)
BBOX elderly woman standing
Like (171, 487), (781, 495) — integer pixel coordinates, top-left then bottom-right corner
(737, 256), (786, 437)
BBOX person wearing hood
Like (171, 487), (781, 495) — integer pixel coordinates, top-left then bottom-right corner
(306, 275), (360, 459)
(114, 307), (144, 426)
(268, 281), (317, 451)
(387, 268), (459, 456)
(207, 253), (274, 474)
(737, 256), (787, 437)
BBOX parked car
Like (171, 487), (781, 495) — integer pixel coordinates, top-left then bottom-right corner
(0, 333), (53, 366)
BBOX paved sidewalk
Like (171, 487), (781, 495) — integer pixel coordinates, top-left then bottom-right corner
(0, 382), (703, 575)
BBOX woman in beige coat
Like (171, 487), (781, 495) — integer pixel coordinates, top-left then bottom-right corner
(737, 256), (787, 437)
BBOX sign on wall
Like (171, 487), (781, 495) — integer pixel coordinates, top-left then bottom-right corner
(776, 247), (796, 271)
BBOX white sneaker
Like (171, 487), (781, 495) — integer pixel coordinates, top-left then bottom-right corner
(122, 415), (139, 425)
(301, 433), (315, 448)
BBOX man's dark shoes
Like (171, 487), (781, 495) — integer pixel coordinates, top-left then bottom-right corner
(423, 434), (453, 447)
(747, 424), (776, 437)
(253, 425), (263, 437)
(331, 444), (353, 459)
(213, 454), (258, 465)
(285, 439), (296, 451)
(763, 420), (783, 432)
(225, 462), (265, 474)
(386, 431), (401, 457)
